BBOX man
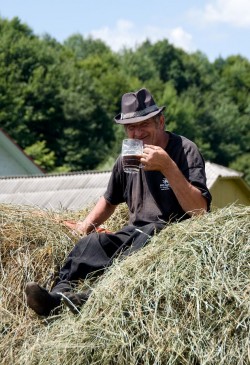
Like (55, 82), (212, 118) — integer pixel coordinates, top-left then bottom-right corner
(25, 88), (211, 316)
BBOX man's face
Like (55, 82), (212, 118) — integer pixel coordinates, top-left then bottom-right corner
(125, 116), (164, 145)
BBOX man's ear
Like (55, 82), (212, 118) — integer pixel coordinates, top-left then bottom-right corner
(159, 115), (165, 129)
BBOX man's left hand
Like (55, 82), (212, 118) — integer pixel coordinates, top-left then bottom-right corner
(141, 144), (169, 172)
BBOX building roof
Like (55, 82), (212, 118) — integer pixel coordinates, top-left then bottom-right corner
(0, 171), (111, 211)
(0, 128), (44, 176)
(0, 162), (248, 211)
(205, 161), (243, 189)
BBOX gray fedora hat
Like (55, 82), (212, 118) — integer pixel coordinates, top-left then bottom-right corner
(114, 88), (165, 124)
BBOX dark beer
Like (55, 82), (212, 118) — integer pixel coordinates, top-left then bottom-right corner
(122, 154), (141, 173)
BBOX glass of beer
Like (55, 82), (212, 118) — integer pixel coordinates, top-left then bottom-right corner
(122, 139), (143, 173)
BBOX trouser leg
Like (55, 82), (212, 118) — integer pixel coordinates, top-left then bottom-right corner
(51, 230), (128, 293)
(26, 224), (163, 315)
(51, 223), (162, 294)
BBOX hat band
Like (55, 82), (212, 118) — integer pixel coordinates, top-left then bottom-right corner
(121, 105), (159, 120)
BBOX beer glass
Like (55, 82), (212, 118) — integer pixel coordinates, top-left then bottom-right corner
(121, 139), (143, 173)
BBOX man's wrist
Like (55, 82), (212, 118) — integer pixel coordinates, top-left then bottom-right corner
(75, 221), (88, 235)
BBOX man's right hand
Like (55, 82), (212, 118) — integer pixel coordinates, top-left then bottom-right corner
(63, 220), (112, 235)
(62, 220), (86, 235)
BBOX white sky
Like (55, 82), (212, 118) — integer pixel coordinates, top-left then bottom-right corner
(0, 0), (250, 61)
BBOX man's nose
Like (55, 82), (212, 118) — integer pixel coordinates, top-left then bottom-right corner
(133, 125), (143, 138)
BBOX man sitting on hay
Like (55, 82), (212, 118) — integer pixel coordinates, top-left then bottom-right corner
(25, 88), (212, 316)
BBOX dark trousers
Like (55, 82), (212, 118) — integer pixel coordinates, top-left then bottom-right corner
(51, 223), (163, 293)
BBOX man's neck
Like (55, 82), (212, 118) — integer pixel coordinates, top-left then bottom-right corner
(160, 131), (169, 150)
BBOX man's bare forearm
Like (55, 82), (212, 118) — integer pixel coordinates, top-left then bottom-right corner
(76, 196), (117, 234)
(162, 160), (207, 216)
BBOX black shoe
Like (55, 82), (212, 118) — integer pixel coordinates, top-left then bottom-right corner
(25, 282), (61, 316)
(58, 290), (91, 314)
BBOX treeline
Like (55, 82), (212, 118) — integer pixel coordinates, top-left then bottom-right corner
(0, 17), (249, 183)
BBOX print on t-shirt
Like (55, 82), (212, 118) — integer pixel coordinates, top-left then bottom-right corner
(160, 178), (170, 191)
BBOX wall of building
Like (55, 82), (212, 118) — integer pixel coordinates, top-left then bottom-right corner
(210, 178), (250, 208)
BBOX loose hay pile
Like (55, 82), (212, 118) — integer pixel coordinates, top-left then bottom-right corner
(0, 204), (249, 365)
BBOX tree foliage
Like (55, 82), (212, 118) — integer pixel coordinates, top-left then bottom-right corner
(0, 16), (249, 180)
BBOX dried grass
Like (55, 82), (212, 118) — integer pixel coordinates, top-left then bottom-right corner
(0, 203), (249, 365)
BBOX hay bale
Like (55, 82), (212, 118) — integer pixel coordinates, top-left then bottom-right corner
(0, 204), (249, 364)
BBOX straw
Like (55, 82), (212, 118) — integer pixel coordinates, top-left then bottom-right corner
(0, 203), (249, 364)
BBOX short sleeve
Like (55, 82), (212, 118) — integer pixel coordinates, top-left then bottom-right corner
(104, 156), (126, 205)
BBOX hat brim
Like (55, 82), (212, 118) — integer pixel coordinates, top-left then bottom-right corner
(114, 106), (165, 124)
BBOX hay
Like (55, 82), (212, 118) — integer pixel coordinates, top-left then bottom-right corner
(0, 203), (249, 364)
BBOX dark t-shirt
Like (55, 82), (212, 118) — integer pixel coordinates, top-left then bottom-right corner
(104, 132), (212, 227)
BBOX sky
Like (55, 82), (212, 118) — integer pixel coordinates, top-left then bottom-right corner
(1, 0), (250, 62)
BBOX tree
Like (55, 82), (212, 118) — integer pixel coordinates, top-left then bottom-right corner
(24, 140), (56, 172)
(230, 154), (250, 186)
(1, 16), (249, 175)
(64, 34), (111, 60)
(0, 16), (65, 158)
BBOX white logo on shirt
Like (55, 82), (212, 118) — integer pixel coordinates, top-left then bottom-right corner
(160, 178), (169, 190)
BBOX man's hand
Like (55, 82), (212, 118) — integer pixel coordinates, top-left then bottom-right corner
(141, 144), (170, 172)
(62, 220), (112, 235)
(62, 220), (87, 236)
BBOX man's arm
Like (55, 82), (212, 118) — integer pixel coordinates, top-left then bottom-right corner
(141, 145), (208, 216)
(161, 159), (207, 216)
(64, 196), (117, 234)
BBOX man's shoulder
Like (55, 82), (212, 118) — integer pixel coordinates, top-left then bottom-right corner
(168, 132), (198, 150)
